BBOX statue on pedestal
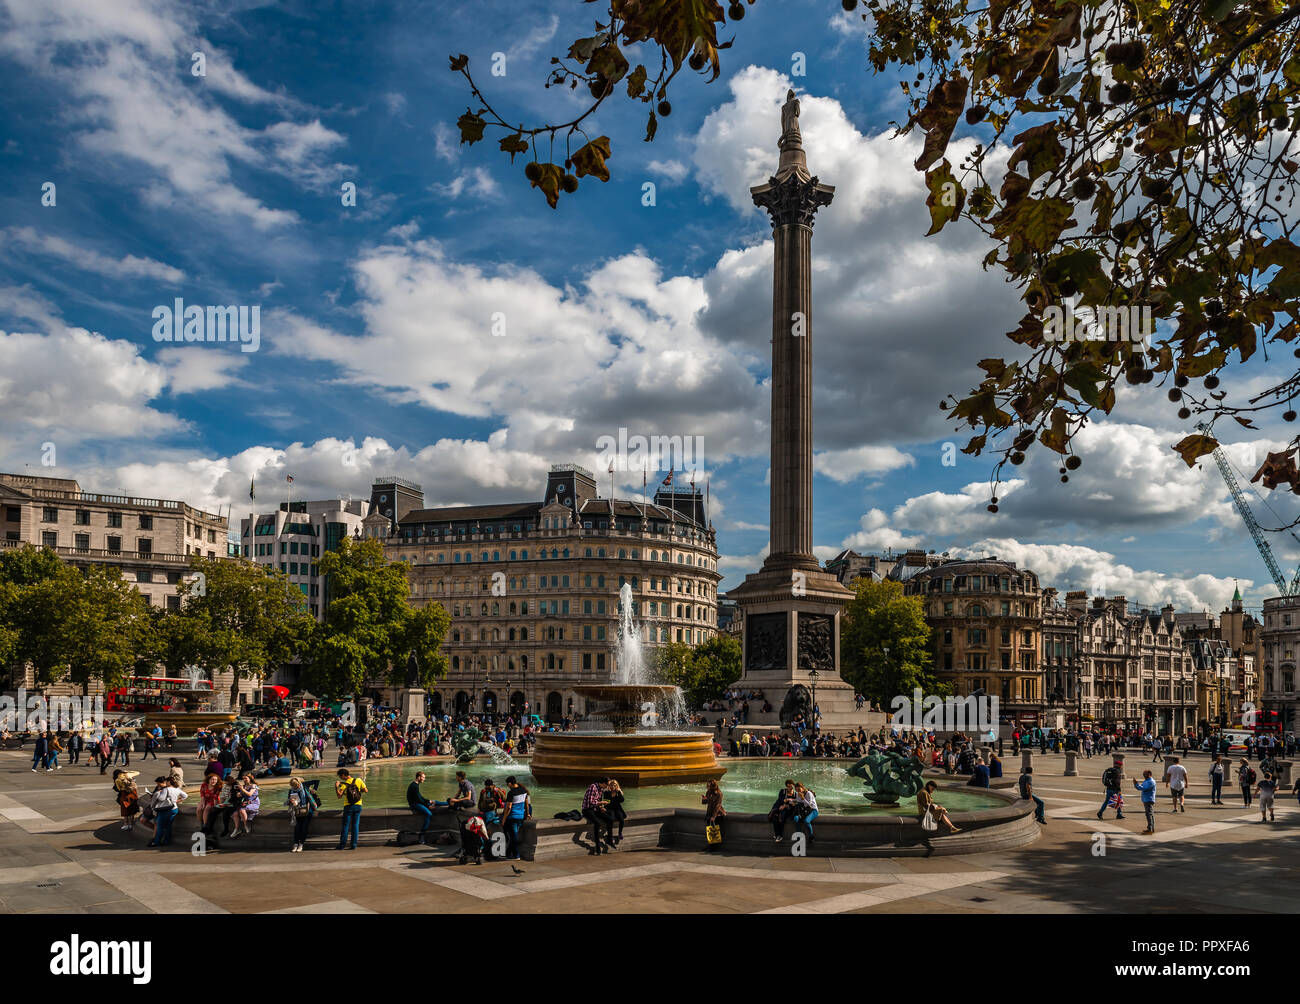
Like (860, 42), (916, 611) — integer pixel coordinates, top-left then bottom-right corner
(780, 88), (802, 150)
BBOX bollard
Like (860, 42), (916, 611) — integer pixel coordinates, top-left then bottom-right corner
(1021, 749), (1034, 772)
(1064, 749), (1078, 776)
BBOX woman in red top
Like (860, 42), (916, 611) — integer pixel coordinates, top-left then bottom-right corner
(196, 774), (223, 830)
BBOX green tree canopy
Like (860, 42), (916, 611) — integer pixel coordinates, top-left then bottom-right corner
(840, 578), (945, 705)
(302, 537), (450, 699)
(178, 554), (316, 706)
(0, 546), (151, 690)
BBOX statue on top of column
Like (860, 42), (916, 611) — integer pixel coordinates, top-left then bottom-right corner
(780, 88), (801, 150)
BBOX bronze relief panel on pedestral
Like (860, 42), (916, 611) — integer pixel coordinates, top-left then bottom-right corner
(797, 613), (834, 674)
(745, 612), (787, 671)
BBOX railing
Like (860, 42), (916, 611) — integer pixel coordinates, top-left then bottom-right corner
(0, 540), (190, 563)
(21, 487), (226, 523)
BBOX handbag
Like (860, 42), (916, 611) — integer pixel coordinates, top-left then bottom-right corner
(920, 807), (939, 832)
(705, 824), (722, 845)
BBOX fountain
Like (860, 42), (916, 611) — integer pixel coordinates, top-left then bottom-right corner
(529, 584), (725, 787)
(124, 665), (238, 735)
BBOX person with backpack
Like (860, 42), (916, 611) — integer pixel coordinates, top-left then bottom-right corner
(335, 768), (367, 850)
(1098, 762), (1125, 820)
(147, 775), (187, 847)
(1209, 756), (1225, 805)
(478, 777), (507, 824)
(1238, 759), (1256, 807)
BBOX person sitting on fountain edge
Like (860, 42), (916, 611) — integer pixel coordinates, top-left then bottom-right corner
(438, 771), (475, 812)
(582, 776), (615, 854)
(967, 755), (991, 788)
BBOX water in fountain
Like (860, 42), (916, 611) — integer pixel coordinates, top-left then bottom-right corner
(611, 582), (687, 730)
(476, 741), (519, 766)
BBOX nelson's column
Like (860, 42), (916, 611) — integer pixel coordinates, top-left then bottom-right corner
(728, 89), (861, 730)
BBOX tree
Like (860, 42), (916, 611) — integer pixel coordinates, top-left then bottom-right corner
(179, 554), (316, 708)
(0, 546), (152, 690)
(840, 578), (944, 705)
(652, 635), (741, 705)
(302, 538), (450, 700)
(451, 1), (1300, 511)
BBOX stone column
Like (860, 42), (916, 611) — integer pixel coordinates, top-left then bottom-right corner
(1274, 759), (1294, 787)
(1020, 749), (1034, 772)
(1064, 750), (1078, 776)
(751, 143), (833, 572)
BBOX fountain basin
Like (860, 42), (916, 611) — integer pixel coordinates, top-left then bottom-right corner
(530, 731), (725, 788)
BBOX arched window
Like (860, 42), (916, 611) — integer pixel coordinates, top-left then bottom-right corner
(479, 628), (487, 641)
(452, 630), (461, 642)
(969, 604), (985, 617)
(493, 550), (500, 560)
(521, 602), (528, 615)
(550, 549), (558, 559)
(597, 575), (605, 588)
(492, 602), (499, 615)
(454, 553), (461, 563)
(509, 602), (517, 615)
(520, 627), (528, 640)
(598, 548), (606, 558)
(651, 550), (658, 561)
(562, 574), (570, 587)
(509, 550), (517, 560)
(619, 549), (626, 559)
(492, 628), (501, 641)
(452, 656), (460, 670)
(632, 549), (639, 559)
(480, 603), (488, 616)
(520, 550), (528, 559)
(481, 551), (489, 562)
(562, 548), (570, 558)
(508, 628), (516, 641)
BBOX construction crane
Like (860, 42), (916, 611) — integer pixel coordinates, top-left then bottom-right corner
(1198, 422), (1299, 596)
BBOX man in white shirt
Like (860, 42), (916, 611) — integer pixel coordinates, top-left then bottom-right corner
(1163, 756), (1188, 813)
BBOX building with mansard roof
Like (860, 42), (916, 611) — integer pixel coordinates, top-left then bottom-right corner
(380, 464), (720, 722)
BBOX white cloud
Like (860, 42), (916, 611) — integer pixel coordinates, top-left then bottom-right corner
(156, 347), (249, 394)
(647, 159), (690, 183)
(814, 444), (914, 481)
(430, 168), (500, 200)
(3, 226), (184, 283)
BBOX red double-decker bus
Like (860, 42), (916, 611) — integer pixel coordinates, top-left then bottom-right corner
(104, 675), (215, 715)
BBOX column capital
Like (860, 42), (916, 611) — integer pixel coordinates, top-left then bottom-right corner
(751, 173), (835, 231)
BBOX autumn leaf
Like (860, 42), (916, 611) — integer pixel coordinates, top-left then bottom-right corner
(1172, 433), (1219, 467)
(457, 110), (486, 145)
(448, 53), (468, 72)
(571, 136), (612, 182)
(530, 162), (565, 209)
(924, 160), (965, 235)
(626, 64), (647, 98)
(911, 76), (968, 172)
(499, 133), (529, 163)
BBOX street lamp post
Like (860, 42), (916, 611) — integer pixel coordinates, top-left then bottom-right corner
(808, 668), (819, 734)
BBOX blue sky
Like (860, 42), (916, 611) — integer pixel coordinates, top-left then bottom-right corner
(1, 0), (1296, 613)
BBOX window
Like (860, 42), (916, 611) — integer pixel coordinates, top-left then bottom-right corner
(107, 536), (121, 553)
(75, 509), (90, 525)
(4, 506), (19, 522)
(74, 533), (90, 550)
(42, 506), (58, 523)
(138, 515), (153, 530)
(42, 531), (57, 548)
(166, 595), (181, 611)
(137, 538), (152, 555)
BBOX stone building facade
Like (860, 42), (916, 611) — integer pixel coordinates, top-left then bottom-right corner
(1260, 594), (1300, 732)
(900, 558), (1043, 725)
(385, 465), (720, 721)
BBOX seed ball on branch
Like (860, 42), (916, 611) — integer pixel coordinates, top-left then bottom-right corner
(965, 105), (988, 124)
(1065, 456), (1081, 471)
(561, 174), (579, 193)
(1072, 177), (1096, 199)
(1285, 410), (1298, 422)
(525, 162), (541, 182)
(1177, 407), (1191, 420)
(841, 0), (856, 10)
(1168, 388), (1182, 402)
(689, 50), (706, 71)
(657, 99), (672, 116)
(1204, 375), (1220, 389)
(1010, 451), (1026, 465)
(1175, 374), (1189, 387)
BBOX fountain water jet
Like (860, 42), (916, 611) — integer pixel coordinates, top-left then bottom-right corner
(529, 584), (724, 787)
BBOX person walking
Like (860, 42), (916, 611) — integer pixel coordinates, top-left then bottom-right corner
(1134, 769), (1157, 834)
(335, 769), (367, 850)
(1209, 756), (1225, 805)
(98, 734), (113, 775)
(1238, 759), (1256, 807)
(702, 778), (725, 850)
(1098, 761), (1125, 820)
(285, 777), (318, 852)
(141, 732), (159, 761)
(502, 776), (531, 860)
(1256, 772), (1277, 823)
(68, 731), (83, 765)
(45, 732), (64, 771)
(407, 771), (434, 844)
(1019, 766), (1045, 824)
(1163, 756), (1187, 813)
(31, 731), (48, 772)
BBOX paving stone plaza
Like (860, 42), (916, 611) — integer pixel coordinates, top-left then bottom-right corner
(2, 745), (1295, 915)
